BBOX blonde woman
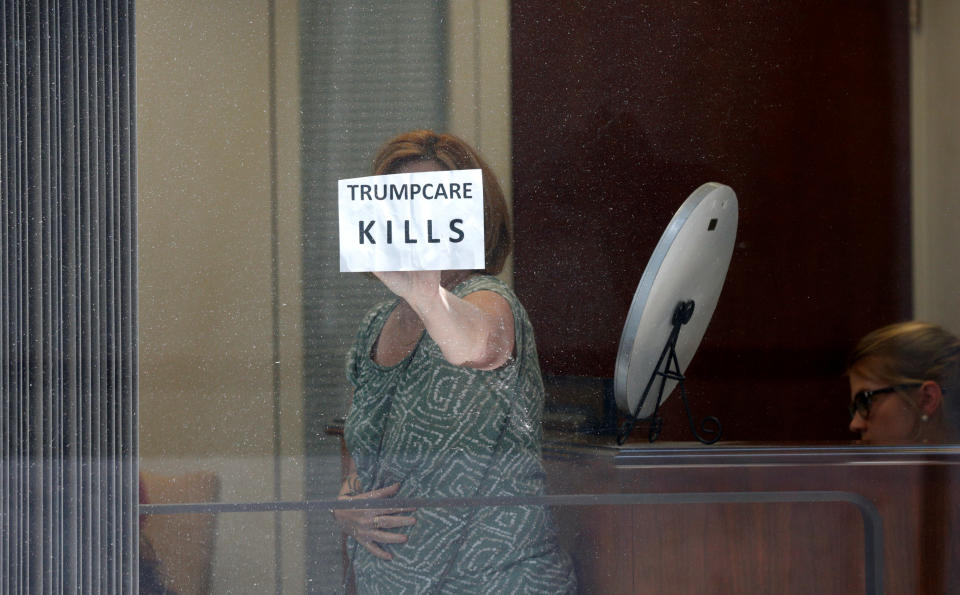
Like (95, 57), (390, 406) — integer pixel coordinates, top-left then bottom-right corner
(847, 321), (960, 443)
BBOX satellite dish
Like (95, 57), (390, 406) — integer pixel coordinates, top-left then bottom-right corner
(614, 182), (738, 426)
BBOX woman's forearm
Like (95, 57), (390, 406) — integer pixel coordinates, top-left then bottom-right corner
(340, 455), (360, 497)
(375, 271), (514, 370)
(340, 472), (362, 498)
(406, 286), (511, 369)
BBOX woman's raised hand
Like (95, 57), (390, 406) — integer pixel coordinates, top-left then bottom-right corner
(333, 482), (417, 561)
(372, 270), (441, 304)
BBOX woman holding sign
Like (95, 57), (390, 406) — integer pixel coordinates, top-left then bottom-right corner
(334, 131), (576, 593)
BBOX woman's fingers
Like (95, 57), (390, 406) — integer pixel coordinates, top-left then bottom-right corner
(346, 483), (416, 514)
(360, 540), (395, 561)
(333, 482), (418, 560)
(363, 527), (410, 544)
(350, 510), (416, 533)
(363, 514), (416, 530)
(355, 506), (416, 517)
(372, 270), (441, 302)
(353, 517), (415, 561)
(351, 482), (401, 499)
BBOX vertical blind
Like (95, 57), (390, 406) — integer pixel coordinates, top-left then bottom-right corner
(1, 1), (137, 593)
(299, 0), (445, 587)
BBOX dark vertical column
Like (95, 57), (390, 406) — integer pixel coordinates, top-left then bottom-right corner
(1, 1), (137, 592)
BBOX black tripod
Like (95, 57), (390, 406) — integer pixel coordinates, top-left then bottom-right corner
(616, 300), (722, 445)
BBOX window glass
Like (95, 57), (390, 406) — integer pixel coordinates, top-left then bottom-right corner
(136, 1), (960, 593)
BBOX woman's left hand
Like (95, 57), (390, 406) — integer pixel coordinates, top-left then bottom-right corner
(334, 482), (416, 561)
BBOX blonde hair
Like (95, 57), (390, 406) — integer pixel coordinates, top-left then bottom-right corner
(848, 321), (960, 435)
(371, 130), (513, 276)
(848, 322), (960, 388)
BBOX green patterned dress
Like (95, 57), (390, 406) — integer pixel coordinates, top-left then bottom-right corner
(344, 275), (576, 594)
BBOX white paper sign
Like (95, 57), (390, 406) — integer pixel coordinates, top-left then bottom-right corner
(338, 169), (485, 272)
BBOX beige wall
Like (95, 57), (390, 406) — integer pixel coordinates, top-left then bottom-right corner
(137, 0), (303, 591)
(912, 0), (960, 335)
(137, 1), (302, 459)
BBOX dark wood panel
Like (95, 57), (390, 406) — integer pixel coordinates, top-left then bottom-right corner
(545, 444), (960, 595)
(512, 1), (911, 441)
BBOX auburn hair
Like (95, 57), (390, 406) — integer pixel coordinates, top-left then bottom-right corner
(371, 130), (512, 275)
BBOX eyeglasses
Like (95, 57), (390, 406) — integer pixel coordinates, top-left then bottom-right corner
(848, 383), (923, 419)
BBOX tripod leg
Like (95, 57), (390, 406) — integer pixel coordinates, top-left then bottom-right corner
(648, 416), (663, 442)
(677, 374), (722, 444)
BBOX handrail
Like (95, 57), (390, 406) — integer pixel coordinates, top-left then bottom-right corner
(142, 489), (883, 595)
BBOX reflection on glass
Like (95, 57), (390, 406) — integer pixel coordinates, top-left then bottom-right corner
(134, 1), (960, 593)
